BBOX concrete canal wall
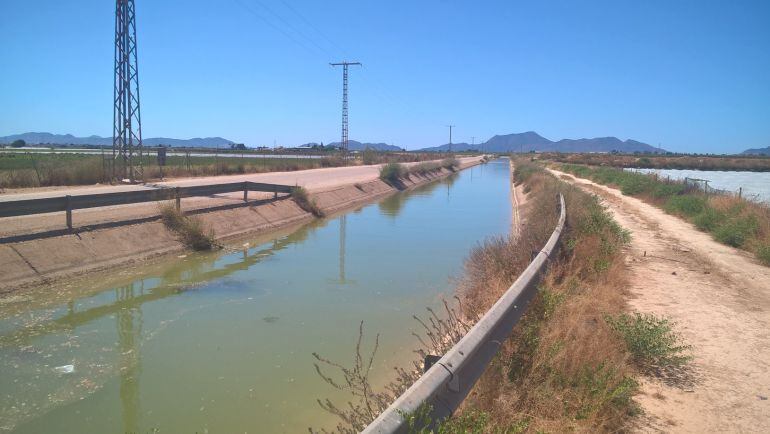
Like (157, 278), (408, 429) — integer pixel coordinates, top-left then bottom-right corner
(0, 157), (483, 292)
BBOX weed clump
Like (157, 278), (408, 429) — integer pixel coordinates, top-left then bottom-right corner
(440, 157), (460, 172)
(159, 204), (217, 250)
(606, 312), (691, 370)
(379, 162), (406, 186)
(291, 186), (324, 217)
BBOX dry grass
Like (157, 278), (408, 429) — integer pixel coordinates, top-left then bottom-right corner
(159, 203), (218, 250)
(291, 186), (324, 218)
(451, 160), (639, 432)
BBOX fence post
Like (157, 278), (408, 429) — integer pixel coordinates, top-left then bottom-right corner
(738, 187), (742, 199)
(175, 187), (181, 211)
(243, 181), (248, 202)
(65, 195), (73, 230)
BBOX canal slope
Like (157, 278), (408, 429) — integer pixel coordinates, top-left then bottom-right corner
(550, 168), (770, 432)
(0, 157), (484, 292)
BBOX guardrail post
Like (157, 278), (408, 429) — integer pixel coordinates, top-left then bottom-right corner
(65, 195), (73, 230)
(175, 187), (181, 211)
(243, 181), (248, 202)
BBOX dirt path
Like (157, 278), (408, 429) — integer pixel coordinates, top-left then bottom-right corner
(550, 169), (770, 433)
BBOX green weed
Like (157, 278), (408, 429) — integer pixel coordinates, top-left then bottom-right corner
(606, 313), (691, 369)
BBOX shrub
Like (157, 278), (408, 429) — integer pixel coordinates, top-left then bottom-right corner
(159, 204), (217, 250)
(713, 216), (758, 247)
(664, 195), (707, 217)
(379, 162), (406, 186)
(693, 208), (725, 232)
(606, 313), (691, 369)
(651, 183), (684, 200)
(440, 157), (460, 172)
(619, 175), (655, 196)
(290, 186), (324, 217)
(757, 244), (770, 266)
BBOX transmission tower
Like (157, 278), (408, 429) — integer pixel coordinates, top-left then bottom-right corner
(113, 0), (144, 182)
(330, 61), (361, 156)
(447, 125), (455, 153)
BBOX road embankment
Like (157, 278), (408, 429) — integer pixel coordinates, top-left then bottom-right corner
(0, 157), (483, 293)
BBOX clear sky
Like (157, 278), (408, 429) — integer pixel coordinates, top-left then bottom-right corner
(1, 0), (768, 153)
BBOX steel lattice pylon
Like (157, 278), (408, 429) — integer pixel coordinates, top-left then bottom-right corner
(330, 61), (361, 156)
(113, 0), (143, 182)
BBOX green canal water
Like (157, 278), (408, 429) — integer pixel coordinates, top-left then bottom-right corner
(0, 160), (512, 433)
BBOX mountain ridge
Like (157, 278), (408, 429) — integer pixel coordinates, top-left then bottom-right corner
(417, 132), (663, 153)
(2, 131), (666, 153)
(742, 146), (770, 156)
(0, 132), (234, 148)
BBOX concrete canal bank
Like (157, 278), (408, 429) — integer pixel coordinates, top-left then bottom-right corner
(0, 157), (484, 292)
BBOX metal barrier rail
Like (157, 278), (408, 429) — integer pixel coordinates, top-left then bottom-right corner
(0, 181), (293, 229)
(363, 193), (566, 433)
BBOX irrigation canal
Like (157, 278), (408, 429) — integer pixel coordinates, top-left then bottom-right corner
(0, 159), (512, 433)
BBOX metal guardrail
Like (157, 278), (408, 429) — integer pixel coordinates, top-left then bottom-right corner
(363, 193), (566, 433)
(0, 181), (293, 229)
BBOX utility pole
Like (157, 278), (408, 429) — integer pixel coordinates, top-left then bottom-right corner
(330, 61), (362, 158)
(447, 125), (455, 153)
(113, 0), (143, 183)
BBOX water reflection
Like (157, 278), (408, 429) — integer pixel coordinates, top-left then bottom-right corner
(116, 285), (141, 434)
(378, 174), (458, 217)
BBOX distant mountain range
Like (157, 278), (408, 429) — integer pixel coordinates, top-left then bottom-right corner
(417, 131), (664, 153)
(328, 140), (403, 151)
(7, 130), (735, 154)
(0, 132), (234, 148)
(742, 146), (770, 156)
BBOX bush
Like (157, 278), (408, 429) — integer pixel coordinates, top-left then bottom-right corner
(651, 183), (684, 200)
(379, 162), (406, 186)
(290, 186), (324, 217)
(693, 207), (724, 232)
(606, 313), (691, 369)
(664, 195), (707, 217)
(159, 204), (217, 250)
(619, 175), (655, 196)
(757, 244), (770, 266)
(440, 157), (460, 172)
(713, 216), (758, 247)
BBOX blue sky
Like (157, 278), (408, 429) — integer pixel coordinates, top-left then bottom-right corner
(1, 0), (768, 153)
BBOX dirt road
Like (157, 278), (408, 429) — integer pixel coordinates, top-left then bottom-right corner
(550, 169), (770, 433)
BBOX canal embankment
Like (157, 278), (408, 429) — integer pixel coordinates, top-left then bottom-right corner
(0, 157), (484, 293)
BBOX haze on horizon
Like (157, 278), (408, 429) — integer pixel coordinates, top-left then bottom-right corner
(0, 0), (768, 153)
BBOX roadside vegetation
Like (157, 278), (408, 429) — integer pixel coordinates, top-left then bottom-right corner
(313, 159), (691, 433)
(0, 150), (455, 189)
(159, 203), (218, 250)
(290, 186), (324, 218)
(379, 158), (460, 188)
(556, 163), (770, 266)
(543, 152), (770, 172)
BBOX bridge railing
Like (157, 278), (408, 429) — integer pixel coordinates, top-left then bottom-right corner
(0, 181), (294, 230)
(363, 193), (566, 433)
